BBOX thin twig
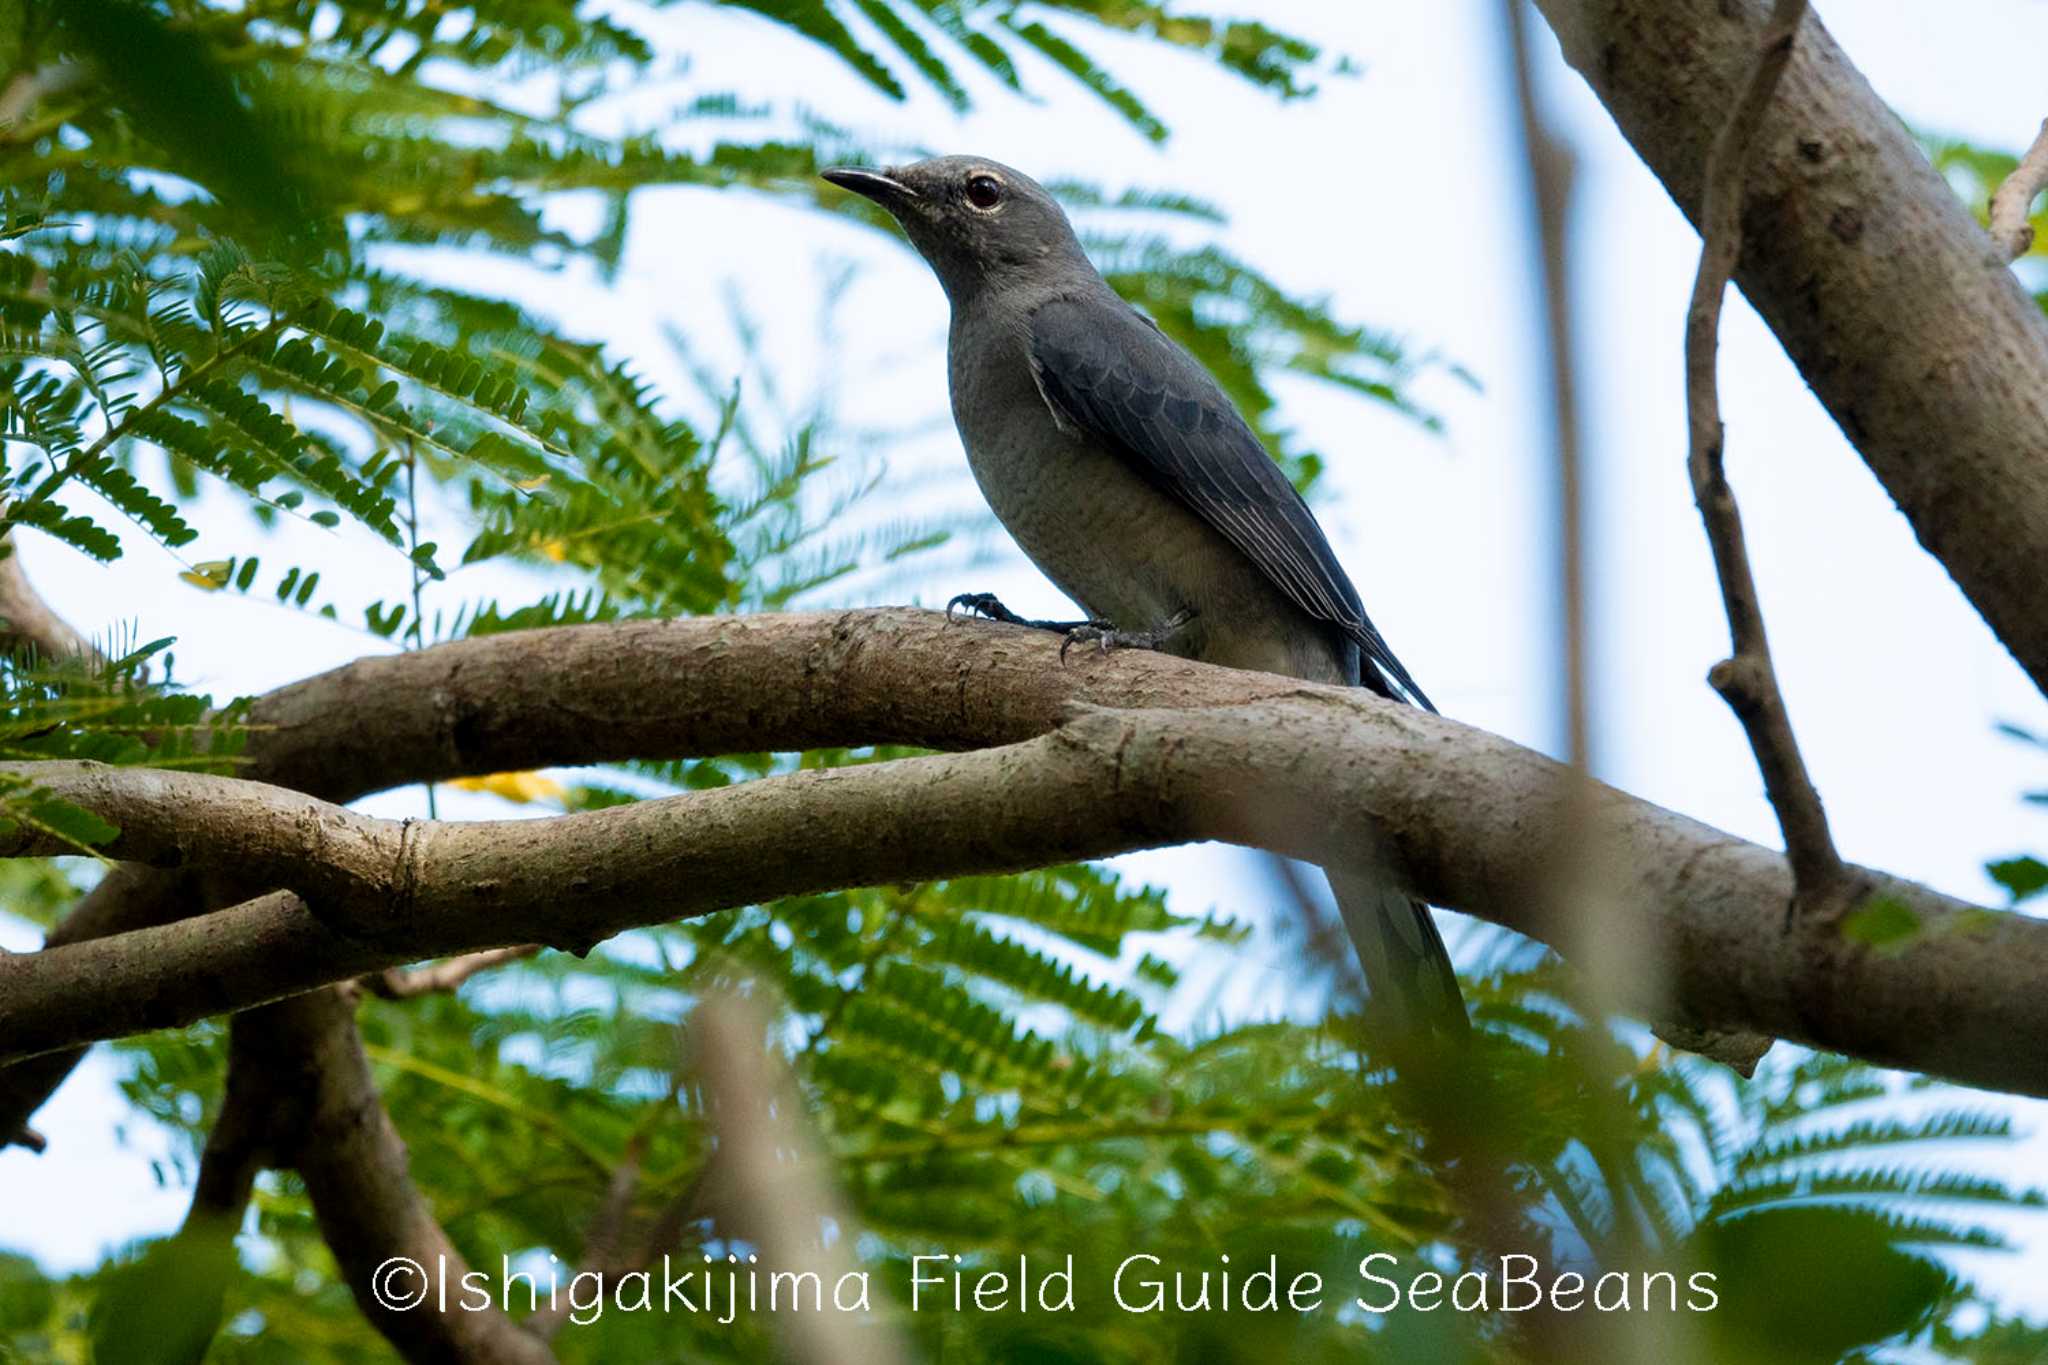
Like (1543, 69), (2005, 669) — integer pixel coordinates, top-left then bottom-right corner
(522, 1128), (650, 1343)
(1988, 117), (2048, 262)
(0, 65), (83, 141)
(1263, 851), (1357, 988)
(800, 898), (907, 1057)
(1504, 0), (1587, 774)
(402, 438), (438, 819)
(362, 944), (540, 999)
(1684, 0), (1850, 918)
(1508, 0), (1779, 1078)
(1496, 25), (1771, 1357)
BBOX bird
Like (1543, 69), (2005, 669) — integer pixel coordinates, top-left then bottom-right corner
(822, 155), (1467, 1039)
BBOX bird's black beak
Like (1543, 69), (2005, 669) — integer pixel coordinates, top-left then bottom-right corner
(821, 166), (918, 210)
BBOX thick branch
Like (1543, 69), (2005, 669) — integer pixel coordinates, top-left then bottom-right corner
(238, 988), (557, 1364)
(1534, 0), (2048, 697)
(1683, 0), (1848, 911)
(30, 610), (1301, 957)
(182, 1025), (278, 1232)
(6, 608), (1301, 1146)
(1988, 118), (2048, 262)
(2, 685), (2045, 1096)
(238, 608), (1306, 801)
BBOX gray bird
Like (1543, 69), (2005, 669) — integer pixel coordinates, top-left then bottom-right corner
(823, 155), (1467, 1038)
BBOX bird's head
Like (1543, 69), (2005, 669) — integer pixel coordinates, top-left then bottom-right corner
(821, 156), (1087, 303)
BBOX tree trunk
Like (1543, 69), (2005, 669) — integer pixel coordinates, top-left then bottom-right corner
(1535, 0), (2048, 696)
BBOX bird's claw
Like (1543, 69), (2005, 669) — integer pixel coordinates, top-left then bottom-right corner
(948, 592), (1097, 634)
(1057, 619), (1120, 662)
(947, 591), (1019, 624)
(1058, 608), (1196, 664)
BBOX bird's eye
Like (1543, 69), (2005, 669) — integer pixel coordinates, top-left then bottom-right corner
(965, 174), (1004, 210)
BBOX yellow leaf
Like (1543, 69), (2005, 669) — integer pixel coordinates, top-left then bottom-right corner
(535, 538), (568, 563)
(181, 561), (232, 590)
(449, 771), (567, 806)
(515, 474), (551, 491)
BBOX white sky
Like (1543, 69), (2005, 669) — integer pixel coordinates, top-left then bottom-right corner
(4, 0), (2045, 1325)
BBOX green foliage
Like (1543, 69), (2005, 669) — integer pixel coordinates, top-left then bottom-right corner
(33, 921), (2037, 1363)
(1988, 855), (2046, 903)
(55, 0), (328, 249)
(719, 0), (1327, 135)
(0, 0), (1406, 626)
(88, 1218), (238, 1365)
(0, 632), (245, 861)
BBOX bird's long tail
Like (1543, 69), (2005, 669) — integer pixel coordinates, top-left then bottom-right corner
(1325, 865), (1469, 1040)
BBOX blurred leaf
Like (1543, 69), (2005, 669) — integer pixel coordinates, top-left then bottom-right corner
(449, 770), (570, 806)
(1987, 855), (2048, 903)
(1695, 1205), (1955, 1363)
(56, 0), (329, 248)
(88, 1219), (237, 1365)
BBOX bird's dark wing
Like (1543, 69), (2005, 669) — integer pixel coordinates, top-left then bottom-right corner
(1028, 294), (1432, 710)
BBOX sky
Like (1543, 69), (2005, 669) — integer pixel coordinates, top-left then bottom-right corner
(4, 0), (2046, 1324)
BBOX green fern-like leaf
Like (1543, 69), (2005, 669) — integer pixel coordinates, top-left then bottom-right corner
(725, 0), (907, 100)
(8, 498), (121, 560)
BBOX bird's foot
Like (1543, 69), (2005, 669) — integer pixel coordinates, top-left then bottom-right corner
(1059, 608), (1197, 663)
(946, 592), (1095, 633)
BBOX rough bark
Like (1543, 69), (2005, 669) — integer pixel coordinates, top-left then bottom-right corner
(3, 668), (2044, 1096)
(1534, 0), (2048, 697)
(0, 609), (1306, 1143)
(36, 608), (1305, 957)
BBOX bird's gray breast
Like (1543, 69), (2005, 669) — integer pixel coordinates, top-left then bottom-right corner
(945, 301), (1347, 681)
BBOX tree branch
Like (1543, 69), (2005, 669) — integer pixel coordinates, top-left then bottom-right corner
(237, 987), (558, 1364)
(0, 535), (95, 663)
(7, 608), (1304, 1148)
(519, 1123), (651, 1344)
(1533, 0), (2048, 699)
(1988, 117), (2048, 262)
(1682, 0), (1853, 920)
(693, 992), (914, 1365)
(1508, 0), (1777, 1076)
(1, 667), (2044, 1095)
(362, 945), (540, 1000)
(182, 1023), (280, 1233)
(1503, 0), (1588, 772)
